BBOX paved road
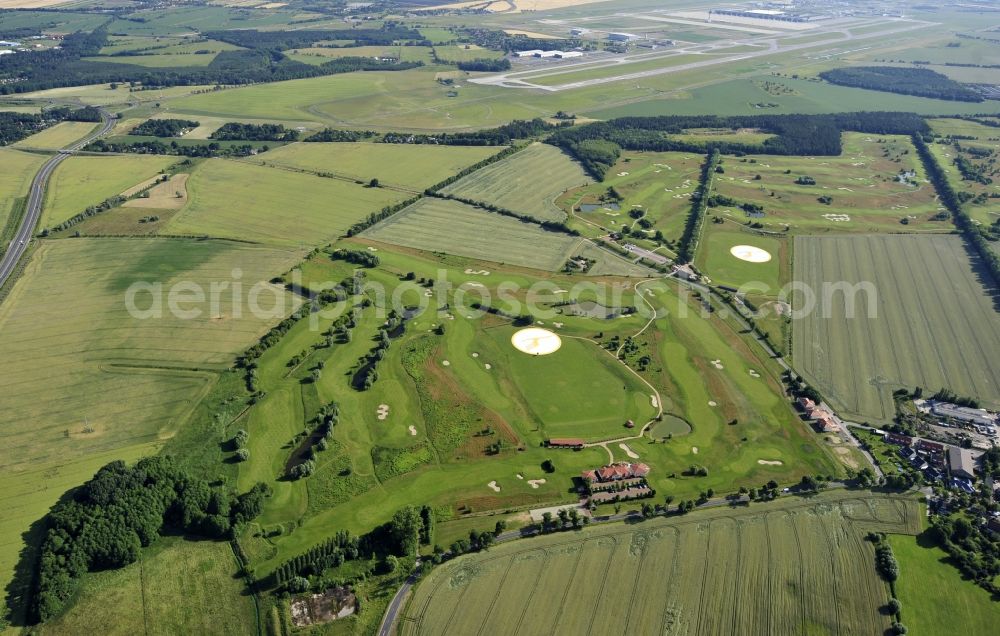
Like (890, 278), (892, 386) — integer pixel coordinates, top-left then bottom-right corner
(0, 110), (115, 288)
(377, 562), (421, 636)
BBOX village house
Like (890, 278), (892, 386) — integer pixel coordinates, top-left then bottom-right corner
(948, 446), (977, 480)
(581, 462), (650, 484)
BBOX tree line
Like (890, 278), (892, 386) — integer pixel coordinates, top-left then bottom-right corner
(913, 134), (1000, 285)
(819, 66), (982, 102)
(209, 122), (298, 142)
(0, 105), (101, 146)
(547, 112), (930, 180)
(32, 457), (269, 622)
(85, 138), (270, 158)
(675, 150), (721, 263)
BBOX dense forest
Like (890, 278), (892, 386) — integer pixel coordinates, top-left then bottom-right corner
(547, 112), (930, 179)
(819, 66), (983, 102)
(210, 122), (298, 141)
(0, 28), (423, 94)
(203, 27), (426, 50)
(32, 457), (269, 622)
(456, 58), (511, 72)
(130, 118), (199, 138)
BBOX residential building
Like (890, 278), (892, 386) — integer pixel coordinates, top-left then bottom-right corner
(884, 432), (913, 447)
(948, 446), (976, 480)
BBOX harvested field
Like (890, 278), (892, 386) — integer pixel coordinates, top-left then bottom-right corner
(793, 234), (1000, 421)
(123, 173), (189, 209)
(251, 142), (500, 191)
(41, 155), (177, 228)
(12, 121), (98, 150)
(440, 143), (591, 222)
(362, 198), (582, 271)
(402, 491), (920, 635)
(165, 159), (407, 246)
(0, 148), (46, 241)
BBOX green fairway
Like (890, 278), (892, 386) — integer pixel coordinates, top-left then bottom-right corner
(41, 155), (177, 228)
(696, 228), (785, 296)
(362, 197), (583, 271)
(440, 143), (591, 222)
(251, 142), (500, 190)
(793, 234), (1000, 422)
(0, 237), (301, 602)
(403, 491), (921, 635)
(433, 44), (504, 63)
(713, 134), (945, 233)
(37, 538), (257, 636)
(165, 158), (407, 246)
(483, 326), (656, 440)
(888, 534), (999, 635)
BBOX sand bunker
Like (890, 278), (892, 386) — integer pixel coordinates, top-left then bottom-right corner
(692, 446), (699, 454)
(528, 479), (547, 489)
(619, 443), (639, 459)
(730, 245), (772, 263)
(441, 360), (450, 366)
(757, 459), (783, 466)
(464, 268), (490, 275)
(376, 404), (389, 421)
(484, 363), (492, 370)
(708, 401), (718, 407)
(650, 395), (659, 408)
(472, 352), (479, 358)
(408, 425), (417, 436)
(487, 481), (501, 492)
(516, 473), (524, 479)
(511, 327), (562, 355)
(711, 359), (724, 370)
(749, 369), (761, 378)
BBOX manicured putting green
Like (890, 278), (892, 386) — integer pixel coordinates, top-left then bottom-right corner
(511, 327), (562, 355)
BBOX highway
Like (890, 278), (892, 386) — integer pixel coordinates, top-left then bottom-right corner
(0, 109), (115, 288)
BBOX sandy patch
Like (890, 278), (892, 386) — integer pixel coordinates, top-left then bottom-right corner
(464, 268), (490, 275)
(472, 352), (479, 358)
(123, 174), (189, 210)
(441, 360), (450, 366)
(650, 395), (659, 408)
(376, 404), (389, 421)
(367, 247), (378, 252)
(619, 443), (639, 459)
(516, 473), (524, 479)
(465, 282), (486, 289)
(710, 359), (724, 370)
(749, 369), (761, 378)
(487, 480), (501, 492)
(730, 245), (772, 263)
(691, 446), (699, 454)
(484, 363), (492, 370)
(708, 401), (717, 407)
(408, 425), (417, 436)
(822, 214), (851, 222)
(527, 479), (547, 489)
(833, 446), (860, 470)
(757, 459), (783, 466)
(511, 327), (561, 355)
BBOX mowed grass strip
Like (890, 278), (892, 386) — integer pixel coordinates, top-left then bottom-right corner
(363, 197), (583, 271)
(0, 237), (301, 596)
(440, 143), (591, 222)
(42, 155), (178, 227)
(251, 142), (500, 191)
(403, 492), (918, 635)
(37, 538), (256, 636)
(165, 158), (407, 246)
(792, 234), (1000, 421)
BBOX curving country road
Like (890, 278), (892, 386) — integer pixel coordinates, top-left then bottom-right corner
(0, 109), (116, 288)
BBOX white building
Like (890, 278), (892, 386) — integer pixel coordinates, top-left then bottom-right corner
(932, 402), (998, 427)
(515, 49), (544, 57)
(536, 50), (560, 58)
(555, 51), (582, 58)
(607, 32), (639, 42)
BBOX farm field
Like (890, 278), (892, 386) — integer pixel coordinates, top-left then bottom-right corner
(12, 121), (97, 150)
(250, 142), (500, 191)
(287, 45), (433, 65)
(440, 143), (591, 222)
(793, 234), (1000, 422)
(713, 134), (946, 233)
(165, 158), (407, 246)
(559, 150), (704, 243)
(0, 147), (46, 240)
(402, 491), (921, 635)
(41, 155), (177, 228)
(37, 538), (257, 636)
(888, 534), (999, 635)
(0, 237), (301, 601)
(433, 44), (504, 62)
(362, 197), (583, 271)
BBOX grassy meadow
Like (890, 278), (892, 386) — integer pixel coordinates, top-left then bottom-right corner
(888, 534), (999, 635)
(0, 237), (301, 602)
(440, 143), (591, 222)
(696, 227), (786, 296)
(37, 538), (257, 636)
(250, 142), (501, 191)
(42, 155), (177, 228)
(793, 234), (1000, 422)
(403, 491), (921, 635)
(0, 148), (46, 240)
(165, 159), (407, 246)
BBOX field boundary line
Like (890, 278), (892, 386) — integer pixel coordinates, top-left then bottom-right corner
(511, 551), (549, 636)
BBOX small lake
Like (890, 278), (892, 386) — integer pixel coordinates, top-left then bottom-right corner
(580, 202), (620, 212)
